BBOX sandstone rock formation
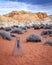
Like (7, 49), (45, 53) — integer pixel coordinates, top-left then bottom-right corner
(4, 10), (48, 21)
(0, 10), (52, 28)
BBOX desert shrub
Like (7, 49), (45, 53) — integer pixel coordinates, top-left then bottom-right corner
(41, 30), (48, 36)
(43, 40), (52, 46)
(11, 28), (24, 34)
(41, 29), (52, 36)
(39, 24), (44, 29)
(3, 27), (12, 31)
(43, 24), (51, 29)
(33, 24), (40, 29)
(0, 31), (12, 40)
(0, 27), (4, 30)
(19, 26), (27, 30)
(11, 33), (16, 37)
(26, 33), (41, 42)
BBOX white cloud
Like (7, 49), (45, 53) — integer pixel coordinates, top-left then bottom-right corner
(0, 1), (52, 15)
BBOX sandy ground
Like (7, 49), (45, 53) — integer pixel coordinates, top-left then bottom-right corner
(0, 28), (52, 65)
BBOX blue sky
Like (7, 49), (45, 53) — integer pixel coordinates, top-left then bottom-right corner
(0, 0), (52, 15)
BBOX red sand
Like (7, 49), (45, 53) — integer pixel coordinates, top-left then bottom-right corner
(0, 28), (52, 65)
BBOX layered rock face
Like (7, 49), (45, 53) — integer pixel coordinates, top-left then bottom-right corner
(0, 15), (18, 27)
(4, 10), (48, 21)
(0, 10), (52, 27)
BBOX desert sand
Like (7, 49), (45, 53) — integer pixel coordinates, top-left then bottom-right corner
(0, 28), (52, 65)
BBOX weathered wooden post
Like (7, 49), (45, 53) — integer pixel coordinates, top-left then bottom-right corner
(12, 37), (23, 56)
